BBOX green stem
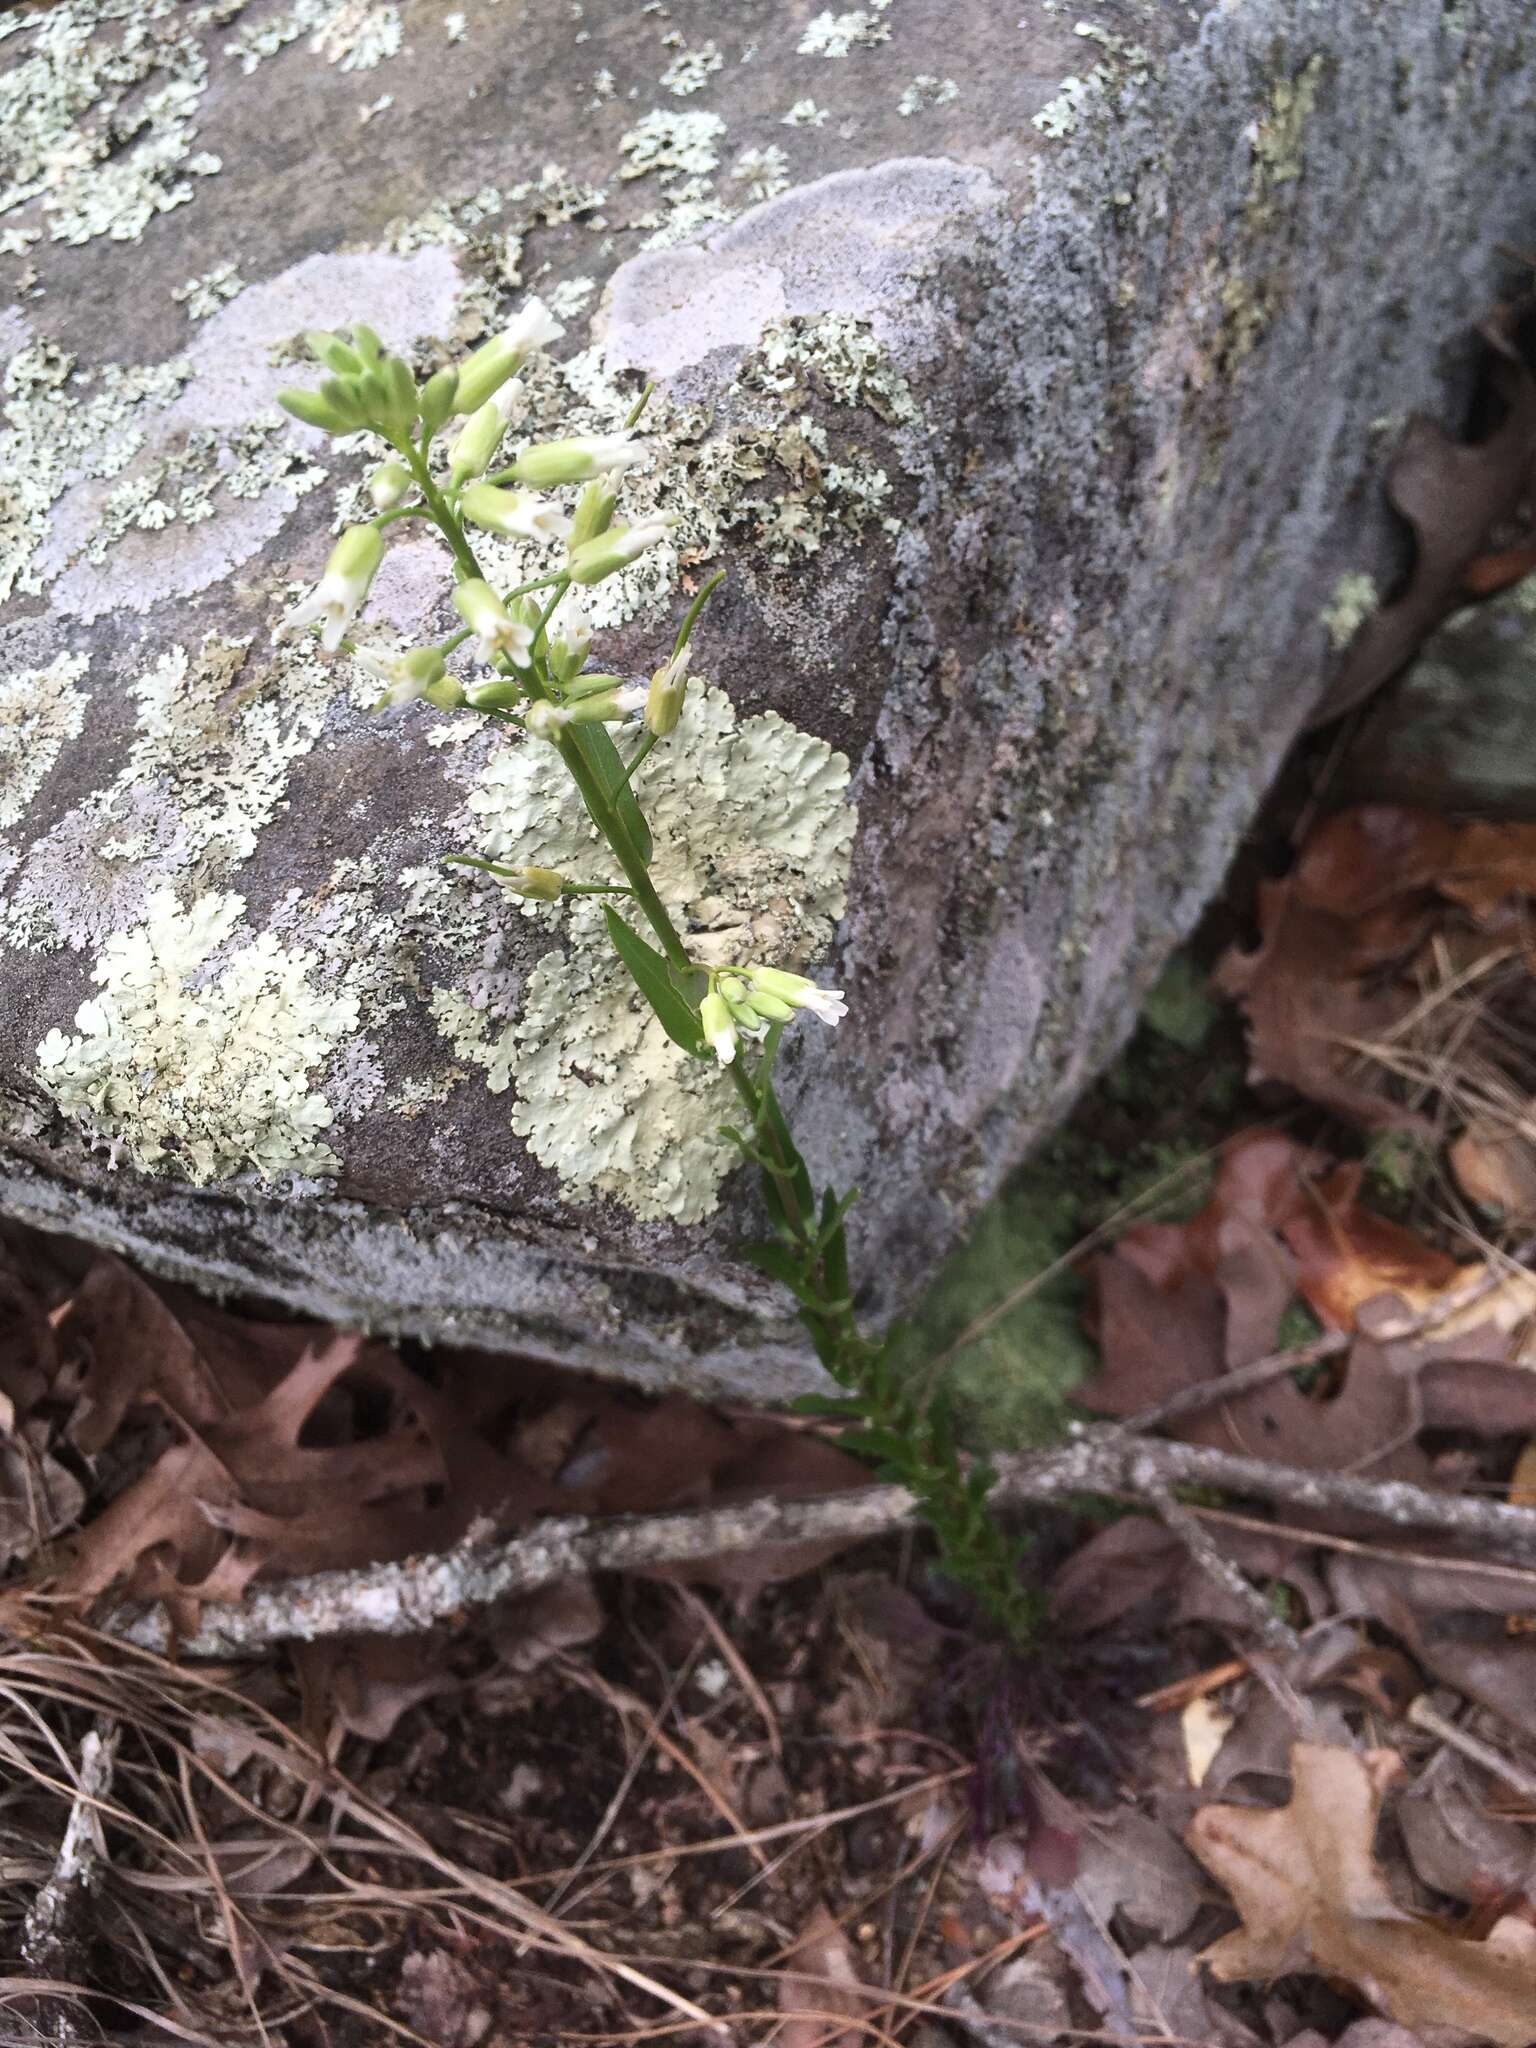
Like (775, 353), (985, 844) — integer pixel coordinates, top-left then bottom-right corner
(412, 467), (695, 977)
(620, 732), (659, 786)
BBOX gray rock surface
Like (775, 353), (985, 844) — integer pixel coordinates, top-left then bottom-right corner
(1, 0), (1534, 1397)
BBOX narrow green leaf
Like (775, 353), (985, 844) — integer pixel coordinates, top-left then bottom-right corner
(602, 906), (702, 1053)
(741, 1241), (825, 1310)
(569, 722), (653, 865)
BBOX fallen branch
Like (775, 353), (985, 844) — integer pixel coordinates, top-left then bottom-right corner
(20, 1717), (118, 2047)
(102, 1425), (1536, 1659)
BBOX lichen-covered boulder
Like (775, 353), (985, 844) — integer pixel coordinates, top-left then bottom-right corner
(1, 0), (1533, 1398)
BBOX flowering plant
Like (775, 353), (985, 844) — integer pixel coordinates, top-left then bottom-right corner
(274, 307), (1037, 1640)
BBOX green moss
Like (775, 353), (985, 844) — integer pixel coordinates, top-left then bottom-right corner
(1139, 951), (1218, 1053)
(891, 960), (1247, 1451)
(884, 1165), (1097, 1454)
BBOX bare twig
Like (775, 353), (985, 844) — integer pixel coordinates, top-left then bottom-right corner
(1406, 1694), (1536, 1802)
(1140, 1475), (1301, 1652)
(1122, 1238), (1536, 1438)
(91, 1425), (1536, 1660)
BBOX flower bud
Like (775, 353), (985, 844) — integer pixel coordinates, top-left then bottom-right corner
(357, 643), (449, 706)
(643, 644), (691, 737)
(319, 375), (369, 429)
(306, 329), (364, 375)
(419, 367), (459, 434)
(568, 473), (619, 549)
(448, 400), (507, 487)
(464, 674), (527, 710)
(382, 353), (418, 432)
(349, 321), (384, 364)
(499, 865), (564, 902)
(546, 597), (593, 683)
(561, 671), (627, 701)
(701, 990), (738, 1066)
(460, 483), (572, 543)
(747, 965), (848, 1027)
(277, 386), (355, 434)
(563, 684), (647, 726)
(454, 298), (565, 413)
(566, 518), (675, 586)
(514, 434), (647, 488)
(368, 461), (412, 510)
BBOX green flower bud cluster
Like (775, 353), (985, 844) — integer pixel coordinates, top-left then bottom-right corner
(277, 325), (420, 440)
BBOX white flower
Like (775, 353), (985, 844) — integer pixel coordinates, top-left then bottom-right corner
(795, 984), (848, 1025)
(454, 297), (566, 413)
(644, 642), (691, 736)
(515, 433), (651, 488)
(562, 682), (648, 727)
(546, 595), (593, 680)
(524, 700), (573, 742)
(747, 965), (848, 1027)
(354, 644), (452, 706)
(501, 295), (565, 357)
(452, 579), (534, 667)
(701, 989), (737, 1066)
(566, 517), (675, 586)
(460, 484), (573, 543)
(276, 525), (383, 654)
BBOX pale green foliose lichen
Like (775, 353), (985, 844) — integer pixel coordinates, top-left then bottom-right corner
(172, 262), (246, 319)
(1321, 571), (1379, 650)
(660, 42), (723, 95)
(36, 890), (359, 1182)
(0, 0), (220, 249)
(897, 76), (958, 116)
(1, 341), (189, 605)
(442, 686), (856, 1223)
(0, 637), (346, 953)
(0, 654), (89, 830)
(226, 0), (403, 74)
(797, 9), (891, 58)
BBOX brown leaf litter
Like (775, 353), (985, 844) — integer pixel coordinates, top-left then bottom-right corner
(1189, 1742), (1536, 2044)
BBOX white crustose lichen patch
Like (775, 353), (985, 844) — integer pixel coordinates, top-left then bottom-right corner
(441, 686), (856, 1224)
(36, 890), (359, 1183)
(0, 653), (89, 831)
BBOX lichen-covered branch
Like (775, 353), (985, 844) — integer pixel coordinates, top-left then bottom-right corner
(104, 1427), (1536, 1659)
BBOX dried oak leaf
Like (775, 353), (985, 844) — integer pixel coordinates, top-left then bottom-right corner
(55, 1333), (564, 1620)
(1187, 1742), (1536, 2043)
(1079, 1133), (1434, 1481)
(1215, 810), (1446, 1129)
(1316, 309), (1536, 725)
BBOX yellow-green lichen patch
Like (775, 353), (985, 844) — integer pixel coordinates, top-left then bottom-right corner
(443, 685), (856, 1223)
(1, 0), (220, 249)
(1030, 22), (1153, 137)
(0, 654), (90, 831)
(1321, 571), (1379, 650)
(36, 890), (359, 1183)
(1214, 55), (1328, 371)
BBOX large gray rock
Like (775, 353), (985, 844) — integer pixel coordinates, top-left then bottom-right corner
(1, 0), (1532, 1397)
